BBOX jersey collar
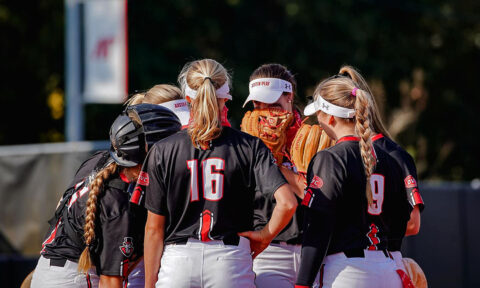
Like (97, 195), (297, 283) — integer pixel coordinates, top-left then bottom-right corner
(372, 133), (384, 142)
(119, 172), (131, 183)
(336, 135), (360, 144)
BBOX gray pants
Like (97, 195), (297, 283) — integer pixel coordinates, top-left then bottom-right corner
(31, 256), (99, 288)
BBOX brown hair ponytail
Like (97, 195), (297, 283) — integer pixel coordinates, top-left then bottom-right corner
(78, 162), (118, 273)
(178, 59), (230, 148)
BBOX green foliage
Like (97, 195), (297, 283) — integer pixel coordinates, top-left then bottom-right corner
(0, 0), (479, 180)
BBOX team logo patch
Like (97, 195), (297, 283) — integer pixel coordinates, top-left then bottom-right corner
(137, 171), (149, 186)
(309, 175), (324, 189)
(404, 175), (417, 188)
(119, 237), (134, 257)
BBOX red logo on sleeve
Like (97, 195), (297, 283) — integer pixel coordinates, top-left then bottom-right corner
(309, 175), (324, 189)
(404, 175), (417, 188)
(301, 188), (315, 207)
(137, 171), (149, 186)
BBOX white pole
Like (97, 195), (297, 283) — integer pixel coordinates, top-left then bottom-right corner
(65, 0), (84, 141)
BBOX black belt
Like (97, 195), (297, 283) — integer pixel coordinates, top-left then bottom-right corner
(175, 235), (240, 246)
(50, 258), (67, 267)
(271, 239), (301, 245)
(343, 249), (392, 259)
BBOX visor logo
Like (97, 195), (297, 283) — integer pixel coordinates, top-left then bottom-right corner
(322, 103), (330, 110)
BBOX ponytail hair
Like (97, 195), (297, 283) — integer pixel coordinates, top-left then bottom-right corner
(353, 88), (376, 204)
(125, 84), (183, 106)
(315, 72), (377, 204)
(78, 162), (118, 273)
(338, 65), (391, 138)
(124, 92), (146, 106)
(178, 59), (230, 148)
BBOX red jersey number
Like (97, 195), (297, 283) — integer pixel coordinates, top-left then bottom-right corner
(368, 174), (385, 215)
(187, 158), (225, 202)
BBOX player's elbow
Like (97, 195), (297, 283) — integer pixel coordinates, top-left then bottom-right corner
(275, 184), (298, 213)
(405, 206), (421, 236)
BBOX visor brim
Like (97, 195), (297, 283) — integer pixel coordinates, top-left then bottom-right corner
(242, 90), (284, 107)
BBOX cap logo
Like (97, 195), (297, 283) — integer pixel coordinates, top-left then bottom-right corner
(251, 81), (271, 88)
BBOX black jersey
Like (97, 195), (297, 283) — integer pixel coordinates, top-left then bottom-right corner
(303, 136), (410, 253)
(41, 151), (139, 277)
(296, 136), (410, 285)
(372, 133), (425, 251)
(138, 127), (287, 245)
(372, 134), (424, 210)
(253, 161), (303, 244)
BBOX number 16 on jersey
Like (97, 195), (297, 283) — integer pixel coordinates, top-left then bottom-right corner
(187, 158), (225, 202)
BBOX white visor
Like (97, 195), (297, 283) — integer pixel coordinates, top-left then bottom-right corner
(158, 99), (190, 126)
(242, 78), (293, 107)
(185, 81), (232, 100)
(304, 95), (356, 118)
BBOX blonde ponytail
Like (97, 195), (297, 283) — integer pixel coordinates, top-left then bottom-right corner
(315, 68), (378, 205)
(339, 65), (390, 138)
(78, 162), (118, 273)
(178, 59), (230, 149)
(354, 89), (376, 204)
(124, 93), (146, 106)
(188, 78), (222, 148)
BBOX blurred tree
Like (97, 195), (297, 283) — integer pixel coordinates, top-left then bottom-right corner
(0, 0), (479, 181)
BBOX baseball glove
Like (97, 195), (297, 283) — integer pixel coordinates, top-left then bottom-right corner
(402, 258), (428, 288)
(290, 123), (335, 174)
(241, 107), (294, 164)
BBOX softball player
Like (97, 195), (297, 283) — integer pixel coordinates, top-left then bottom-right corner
(124, 84), (190, 288)
(295, 70), (410, 288)
(30, 104), (181, 288)
(338, 66), (424, 275)
(139, 59), (298, 288)
(242, 63), (317, 288)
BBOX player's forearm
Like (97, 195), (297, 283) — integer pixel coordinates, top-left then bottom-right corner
(144, 226), (164, 288)
(144, 213), (165, 288)
(280, 166), (306, 199)
(264, 184), (298, 240)
(405, 205), (421, 236)
(99, 275), (122, 288)
(296, 209), (334, 286)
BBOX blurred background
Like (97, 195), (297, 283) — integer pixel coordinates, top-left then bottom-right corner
(0, 0), (479, 287)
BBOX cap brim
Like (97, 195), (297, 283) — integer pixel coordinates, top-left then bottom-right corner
(242, 90), (283, 107)
(303, 102), (317, 116)
(109, 146), (138, 167)
(174, 110), (190, 126)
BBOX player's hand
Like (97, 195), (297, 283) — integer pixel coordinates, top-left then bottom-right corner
(238, 229), (272, 259)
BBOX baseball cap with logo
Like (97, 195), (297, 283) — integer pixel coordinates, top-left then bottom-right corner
(242, 78), (293, 107)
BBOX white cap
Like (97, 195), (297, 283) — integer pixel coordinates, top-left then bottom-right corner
(158, 99), (190, 126)
(185, 81), (232, 100)
(304, 95), (356, 118)
(242, 78), (293, 107)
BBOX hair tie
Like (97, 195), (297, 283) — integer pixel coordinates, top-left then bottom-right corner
(351, 87), (358, 97)
(204, 77), (212, 83)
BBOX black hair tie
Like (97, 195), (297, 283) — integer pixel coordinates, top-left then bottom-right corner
(204, 77), (212, 82)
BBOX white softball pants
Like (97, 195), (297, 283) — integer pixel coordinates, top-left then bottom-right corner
(156, 237), (255, 288)
(30, 255), (99, 288)
(319, 250), (403, 288)
(253, 243), (320, 288)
